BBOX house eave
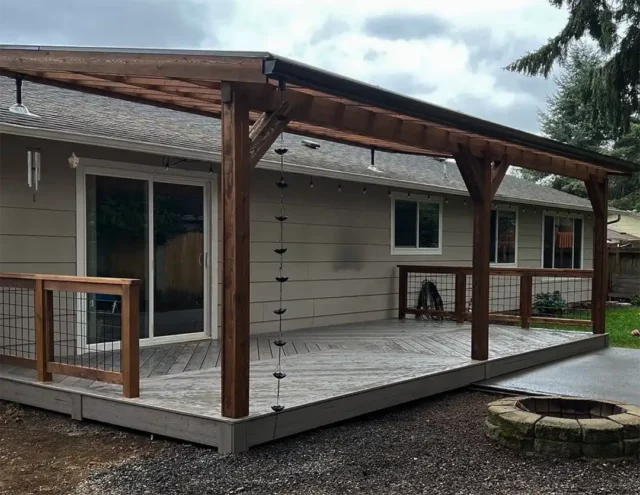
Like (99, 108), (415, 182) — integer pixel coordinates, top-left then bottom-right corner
(0, 122), (601, 213)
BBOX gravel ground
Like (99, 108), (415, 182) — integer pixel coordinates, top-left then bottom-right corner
(71, 390), (640, 495)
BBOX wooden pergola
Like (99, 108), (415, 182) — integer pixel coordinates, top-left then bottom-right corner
(0, 46), (635, 419)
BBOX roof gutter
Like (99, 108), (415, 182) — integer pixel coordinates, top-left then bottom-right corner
(263, 57), (637, 175)
(1, 122), (607, 213)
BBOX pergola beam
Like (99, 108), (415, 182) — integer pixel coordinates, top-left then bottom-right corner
(0, 48), (266, 82)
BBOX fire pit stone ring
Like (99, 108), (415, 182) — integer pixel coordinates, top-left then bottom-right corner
(486, 396), (640, 459)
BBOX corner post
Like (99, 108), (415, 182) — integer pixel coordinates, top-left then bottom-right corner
(121, 282), (140, 399)
(585, 174), (608, 335)
(221, 82), (251, 418)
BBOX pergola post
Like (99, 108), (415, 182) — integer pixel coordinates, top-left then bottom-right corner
(585, 174), (608, 335)
(454, 147), (508, 360)
(221, 82), (251, 418)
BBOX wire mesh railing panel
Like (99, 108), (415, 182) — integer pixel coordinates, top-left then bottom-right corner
(406, 271), (456, 317)
(531, 275), (592, 324)
(50, 290), (123, 373)
(489, 275), (521, 316)
(398, 265), (594, 330)
(0, 286), (36, 360)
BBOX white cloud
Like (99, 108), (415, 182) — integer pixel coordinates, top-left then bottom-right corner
(207, 0), (567, 131)
(0, 0), (570, 132)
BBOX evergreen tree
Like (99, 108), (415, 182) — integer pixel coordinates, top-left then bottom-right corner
(507, 0), (640, 136)
(522, 45), (640, 210)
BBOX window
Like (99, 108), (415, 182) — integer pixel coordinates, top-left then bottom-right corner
(391, 194), (442, 254)
(543, 215), (583, 269)
(490, 209), (517, 264)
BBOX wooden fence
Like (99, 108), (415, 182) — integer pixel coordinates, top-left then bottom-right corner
(398, 265), (594, 330)
(0, 273), (140, 397)
(608, 246), (640, 299)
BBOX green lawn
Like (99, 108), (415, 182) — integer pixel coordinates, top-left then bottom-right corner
(602, 307), (640, 349)
(536, 307), (640, 349)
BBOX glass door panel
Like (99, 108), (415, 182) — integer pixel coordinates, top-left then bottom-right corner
(153, 182), (205, 337)
(86, 175), (150, 343)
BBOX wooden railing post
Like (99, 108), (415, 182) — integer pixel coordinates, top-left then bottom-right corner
(121, 282), (140, 398)
(454, 271), (467, 323)
(520, 272), (532, 329)
(35, 278), (52, 382)
(398, 266), (408, 319)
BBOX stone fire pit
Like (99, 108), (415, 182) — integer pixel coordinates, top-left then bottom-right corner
(486, 396), (640, 459)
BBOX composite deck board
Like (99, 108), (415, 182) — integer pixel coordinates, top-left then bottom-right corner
(184, 341), (210, 372)
(150, 344), (186, 377)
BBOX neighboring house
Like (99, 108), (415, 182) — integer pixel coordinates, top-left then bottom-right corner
(608, 211), (640, 241)
(0, 76), (597, 344)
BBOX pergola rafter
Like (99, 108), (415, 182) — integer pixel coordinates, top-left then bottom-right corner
(0, 45), (635, 418)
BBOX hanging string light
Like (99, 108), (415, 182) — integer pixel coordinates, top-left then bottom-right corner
(272, 79), (289, 415)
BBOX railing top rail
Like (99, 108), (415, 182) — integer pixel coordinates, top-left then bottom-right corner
(396, 265), (594, 278)
(0, 273), (140, 286)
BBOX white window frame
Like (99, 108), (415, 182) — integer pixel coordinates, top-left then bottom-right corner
(390, 192), (443, 255)
(490, 206), (519, 266)
(541, 212), (585, 269)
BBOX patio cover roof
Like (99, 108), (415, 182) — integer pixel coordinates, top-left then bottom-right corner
(0, 45), (637, 181)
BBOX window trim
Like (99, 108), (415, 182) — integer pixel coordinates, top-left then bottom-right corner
(541, 212), (585, 269)
(490, 206), (519, 267)
(390, 192), (443, 255)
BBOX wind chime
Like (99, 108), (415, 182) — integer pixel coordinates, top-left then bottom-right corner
(272, 79), (288, 414)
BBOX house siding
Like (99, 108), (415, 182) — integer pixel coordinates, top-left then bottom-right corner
(0, 134), (595, 336)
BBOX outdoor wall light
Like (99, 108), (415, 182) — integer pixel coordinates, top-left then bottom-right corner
(68, 152), (80, 169)
(9, 76), (40, 118)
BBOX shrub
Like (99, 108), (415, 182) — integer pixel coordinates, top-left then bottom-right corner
(631, 294), (640, 307)
(533, 291), (568, 317)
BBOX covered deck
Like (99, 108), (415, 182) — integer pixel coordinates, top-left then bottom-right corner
(0, 319), (606, 451)
(0, 46), (636, 452)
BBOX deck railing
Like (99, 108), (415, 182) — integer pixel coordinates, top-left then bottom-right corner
(0, 273), (140, 397)
(398, 265), (594, 330)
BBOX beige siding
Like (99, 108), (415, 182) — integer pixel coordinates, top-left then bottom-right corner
(240, 171), (595, 334)
(0, 135), (76, 274)
(0, 134), (596, 337)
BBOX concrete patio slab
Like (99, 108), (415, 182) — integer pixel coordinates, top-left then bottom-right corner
(481, 347), (640, 405)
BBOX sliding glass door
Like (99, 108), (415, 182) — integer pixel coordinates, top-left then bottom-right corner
(86, 175), (150, 343)
(84, 172), (210, 344)
(153, 182), (204, 337)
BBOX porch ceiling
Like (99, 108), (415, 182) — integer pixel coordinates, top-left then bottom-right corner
(0, 45), (636, 180)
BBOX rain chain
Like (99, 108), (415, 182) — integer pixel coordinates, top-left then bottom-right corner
(272, 79), (288, 415)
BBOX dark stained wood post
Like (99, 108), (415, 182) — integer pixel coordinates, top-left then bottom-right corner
(221, 82), (251, 418)
(470, 163), (492, 360)
(520, 272), (532, 329)
(454, 148), (508, 360)
(121, 282), (140, 398)
(398, 265), (407, 319)
(35, 278), (52, 382)
(454, 271), (467, 324)
(585, 174), (608, 335)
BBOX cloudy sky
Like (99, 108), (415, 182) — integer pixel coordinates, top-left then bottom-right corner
(0, 0), (567, 133)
